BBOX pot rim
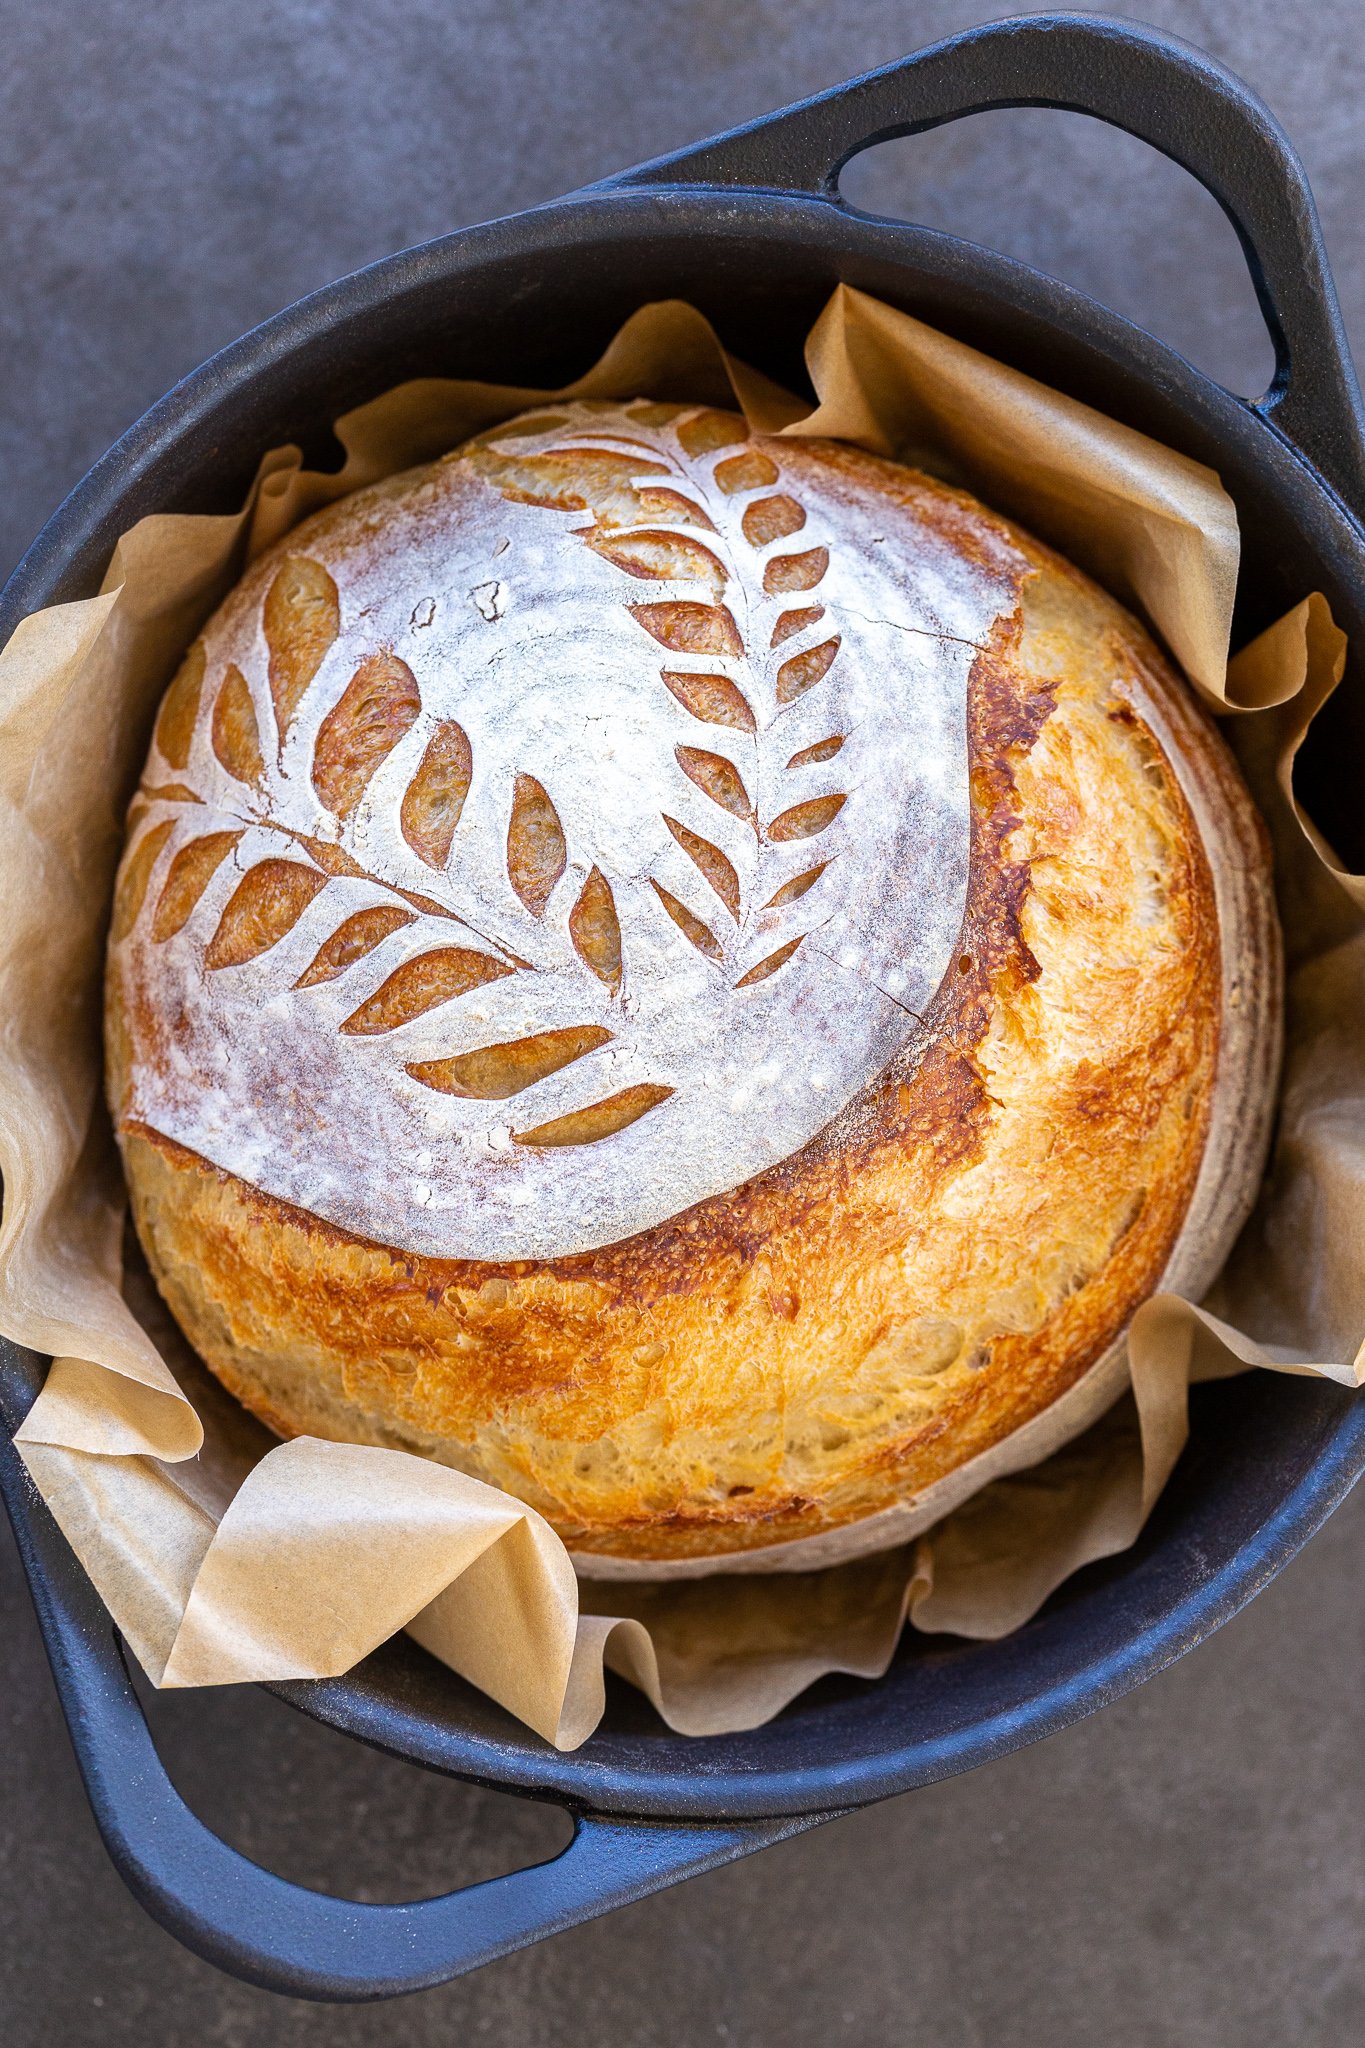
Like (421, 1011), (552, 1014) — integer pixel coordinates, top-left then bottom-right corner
(4, 173), (1365, 1824)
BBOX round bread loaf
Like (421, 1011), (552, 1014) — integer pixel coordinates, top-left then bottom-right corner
(105, 400), (1280, 1575)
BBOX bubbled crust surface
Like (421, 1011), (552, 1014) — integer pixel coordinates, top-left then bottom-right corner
(107, 418), (1256, 1566)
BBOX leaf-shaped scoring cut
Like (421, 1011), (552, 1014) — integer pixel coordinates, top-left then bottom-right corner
(676, 410), (747, 456)
(113, 820), (174, 941)
(675, 745), (754, 824)
(787, 736), (844, 768)
(400, 720), (473, 870)
(155, 642), (206, 771)
(771, 606), (825, 648)
(635, 485), (717, 532)
(765, 863), (827, 907)
(776, 636), (842, 705)
(212, 664), (265, 785)
(512, 1082), (674, 1148)
(340, 946), (513, 1035)
(630, 601), (742, 657)
(296, 835), (366, 881)
(589, 531), (726, 594)
(263, 556), (339, 748)
(205, 859), (328, 970)
(295, 905), (415, 988)
(627, 401), (686, 428)
(469, 446), (668, 529)
(507, 774), (566, 916)
(768, 794), (847, 842)
(663, 815), (740, 918)
(569, 867), (622, 991)
(651, 881), (723, 962)
(742, 495), (806, 546)
(407, 1024), (612, 1100)
(764, 547), (829, 594)
(736, 936), (806, 988)
(152, 831), (243, 941)
(138, 783), (202, 808)
(312, 650), (421, 819)
(660, 670), (755, 733)
(713, 448), (779, 495)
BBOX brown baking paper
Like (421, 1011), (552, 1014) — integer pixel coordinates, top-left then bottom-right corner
(3, 286), (1363, 1749)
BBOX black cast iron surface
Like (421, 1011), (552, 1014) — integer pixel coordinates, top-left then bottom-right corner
(3, 9), (1364, 2005)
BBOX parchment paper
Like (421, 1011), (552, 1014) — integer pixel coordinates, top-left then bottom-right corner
(2, 286), (1361, 1749)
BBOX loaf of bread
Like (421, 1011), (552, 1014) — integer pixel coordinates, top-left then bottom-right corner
(105, 401), (1280, 1574)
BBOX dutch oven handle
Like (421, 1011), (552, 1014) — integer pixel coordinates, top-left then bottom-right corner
(0, 1427), (821, 2000)
(601, 10), (1365, 513)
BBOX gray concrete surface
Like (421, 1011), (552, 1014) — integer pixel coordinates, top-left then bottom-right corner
(2, 2), (1364, 2039)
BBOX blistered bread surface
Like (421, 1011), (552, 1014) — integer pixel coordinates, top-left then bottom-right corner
(106, 402), (1272, 1564)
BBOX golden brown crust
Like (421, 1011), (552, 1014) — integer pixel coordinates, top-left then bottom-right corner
(104, 406), (1271, 1567)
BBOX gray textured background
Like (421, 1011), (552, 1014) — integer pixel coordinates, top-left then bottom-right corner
(2, 3), (1364, 2040)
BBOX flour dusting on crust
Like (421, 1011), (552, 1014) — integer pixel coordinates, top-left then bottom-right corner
(110, 404), (1025, 1261)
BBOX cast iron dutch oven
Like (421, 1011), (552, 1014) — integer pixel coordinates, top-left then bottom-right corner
(4, 13), (1365, 2001)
